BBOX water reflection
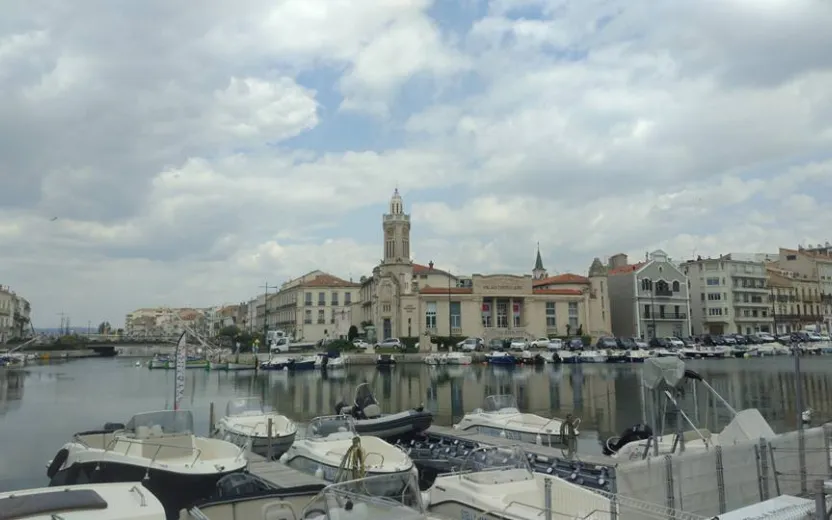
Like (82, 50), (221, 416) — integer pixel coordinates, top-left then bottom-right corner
(3, 357), (832, 491)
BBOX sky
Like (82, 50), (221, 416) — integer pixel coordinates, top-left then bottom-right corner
(2, 0), (832, 328)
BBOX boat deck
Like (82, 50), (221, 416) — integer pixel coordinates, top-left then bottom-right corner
(400, 425), (617, 493)
(246, 454), (326, 489)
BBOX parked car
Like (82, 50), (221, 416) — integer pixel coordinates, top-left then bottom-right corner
(616, 337), (637, 349)
(547, 338), (564, 351)
(488, 338), (505, 350)
(566, 337), (584, 350)
(721, 335), (737, 346)
(509, 337), (528, 351)
(458, 337), (484, 351)
(596, 337), (617, 349)
(530, 337), (550, 349)
(667, 337), (684, 349)
(681, 337), (697, 347)
(633, 337), (649, 349)
(352, 338), (370, 350)
(758, 333), (776, 343)
(375, 338), (404, 350)
(649, 337), (670, 349)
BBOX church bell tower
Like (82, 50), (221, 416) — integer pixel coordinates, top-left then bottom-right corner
(382, 189), (411, 264)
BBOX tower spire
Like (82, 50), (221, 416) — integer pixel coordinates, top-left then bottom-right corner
(533, 243), (547, 279)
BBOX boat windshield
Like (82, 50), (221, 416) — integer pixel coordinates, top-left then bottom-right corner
(303, 472), (424, 519)
(125, 410), (194, 435)
(353, 383), (378, 410)
(306, 415), (357, 441)
(460, 446), (534, 478)
(483, 394), (519, 412)
(225, 397), (265, 417)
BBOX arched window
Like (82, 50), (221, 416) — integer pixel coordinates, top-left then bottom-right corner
(672, 280), (680, 292)
(641, 278), (652, 291)
(656, 280), (669, 292)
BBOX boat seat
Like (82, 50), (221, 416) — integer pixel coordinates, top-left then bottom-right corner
(362, 404), (380, 419)
(143, 434), (195, 460)
(262, 500), (297, 520)
(135, 426), (151, 439)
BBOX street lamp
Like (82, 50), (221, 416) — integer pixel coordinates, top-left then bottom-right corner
(448, 270), (452, 337)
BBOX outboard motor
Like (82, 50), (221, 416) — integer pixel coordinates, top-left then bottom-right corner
(602, 423), (653, 455)
(334, 400), (354, 416)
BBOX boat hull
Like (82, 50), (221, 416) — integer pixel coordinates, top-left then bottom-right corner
(287, 359), (316, 371)
(353, 410), (433, 440)
(49, 459), (243, 519)
(456, 424), (565, 446)
(216, 428), (296, 459)
(284, 455), (413, 496)
(226, 363), (255, 371)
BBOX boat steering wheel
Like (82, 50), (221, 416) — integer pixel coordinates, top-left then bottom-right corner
(605, 436), (621, 454)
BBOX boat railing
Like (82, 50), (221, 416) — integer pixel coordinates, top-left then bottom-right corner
(103, 436), (204, 467)
(129, 485), (147, 506)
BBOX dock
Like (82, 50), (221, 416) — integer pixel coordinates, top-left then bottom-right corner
(245, 452), (326, 490)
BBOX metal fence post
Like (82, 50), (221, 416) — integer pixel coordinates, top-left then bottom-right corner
(544, 476), (552, 520)
(609, 467), (618, 520)
(815, 480), (828, 520)
(715, 445), (726, 514)
(758, 439), (770, 501)
(824, 424), (832, 478)
(664, 455), (675, 520)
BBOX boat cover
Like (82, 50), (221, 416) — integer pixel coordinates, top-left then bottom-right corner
(0, 489), (107, 520)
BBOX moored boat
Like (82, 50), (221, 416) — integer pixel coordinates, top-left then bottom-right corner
(0, 482), (166, 520)
(213, 397), (297, 458)
(334, 383), (432, 440)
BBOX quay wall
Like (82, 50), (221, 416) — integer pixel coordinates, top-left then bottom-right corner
(613, 424), (831, 519)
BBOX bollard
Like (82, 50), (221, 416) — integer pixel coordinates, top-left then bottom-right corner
(267, 418), (273, 459)
(544, 476), (552, 520)
(209, 402), (215, 435)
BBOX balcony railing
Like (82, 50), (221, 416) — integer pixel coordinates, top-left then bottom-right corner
(305, 301), (312, 306)
(318, 301), (325, 306)
(774, 314), (820, 321)
(647, 313), (687, 320)
(653, 288), (674, 297)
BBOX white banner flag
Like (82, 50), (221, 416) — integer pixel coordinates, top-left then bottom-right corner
(174, 331), (188, 410)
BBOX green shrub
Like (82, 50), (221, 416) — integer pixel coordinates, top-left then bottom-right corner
(323, 339), (357, 352)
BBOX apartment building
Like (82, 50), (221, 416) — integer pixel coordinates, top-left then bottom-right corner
(267, 271), (359, 342)
(0, 285), (31, 342)
(124, 307), (205, 337)
(681, 254), (773, 335)
(769, 246), (831, 333)
(607, 250), (691, 339)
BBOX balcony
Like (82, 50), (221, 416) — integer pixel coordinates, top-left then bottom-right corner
(774, 314), (817, 322)
(653, 288), (673, 297)
(318, 301), (325, 306)
(645, 313), (687, 320)
(305, 301), (312, 306)
(735, 315), (771, 322)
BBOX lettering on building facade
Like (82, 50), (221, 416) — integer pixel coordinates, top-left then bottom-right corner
(476, 275), (531, 295)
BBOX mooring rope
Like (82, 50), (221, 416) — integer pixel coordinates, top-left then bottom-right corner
(335, 436), (366, 483)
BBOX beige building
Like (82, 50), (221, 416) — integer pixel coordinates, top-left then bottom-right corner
(607, 251), (691, 339)
(773, 247), (832, 333)
(681, 254), (773, 335)
(124, 307), (205, 337)
(0, 285), (31, 342)
(354, 190), (612, 342)
(268, 271), (359, 342)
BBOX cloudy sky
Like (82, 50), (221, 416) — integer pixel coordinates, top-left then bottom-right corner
(2, 0), (832, 328)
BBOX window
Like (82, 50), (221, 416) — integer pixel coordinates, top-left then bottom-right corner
(641, 278), (652, 291)
(707, 293), (721, 301)
(425, 302), (437, 329)
(706, 277), (720, 286)
(344, 292), (351, 305)
(317, 309), (325, 324)
(318, 292), (325, 306)
(305, 292), (312, 306)
(386, 237), (395, 258)
(382, 303), (391, 313)
(403, 238), (409, 259)
(546, 302), (557, 328)
(450, 301), (461, 329)
(331, 292), (339, 306)
(330, 309), (336, 324)
(496, 302), (508, 328)
(304, 309), (312, 324)
(708, 308), (723, 316)
(481, 301), (492, 327)
(674, 305), (680, 318)
(513, 301), (521, 327)
(568, 302), (579, 329)
(643, 304), (651, 318)
(672, 281), (680, 292)
(659, 305), (665, 318)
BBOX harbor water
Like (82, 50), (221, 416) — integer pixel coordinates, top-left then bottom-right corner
(2, 355), (832, 494)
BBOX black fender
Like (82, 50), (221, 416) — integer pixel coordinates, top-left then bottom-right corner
(47, 448), (69, 479)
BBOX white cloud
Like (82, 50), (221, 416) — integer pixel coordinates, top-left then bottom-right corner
(2, 0), (832, 327)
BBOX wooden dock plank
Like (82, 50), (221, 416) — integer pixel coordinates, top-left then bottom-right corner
(247, 457), (326, 488)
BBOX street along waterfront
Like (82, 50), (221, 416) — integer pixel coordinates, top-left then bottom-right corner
(1, 355), (832, 493)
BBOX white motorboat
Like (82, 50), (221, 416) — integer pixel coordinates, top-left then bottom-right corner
(578, 349), (608, 363)
(445, 351), (471, 365)
(46, 410), (247, 517)
(301, 473), (446, 520)
(627, 349), (652, 362)
(213, 397), (297, 459)
(424, 446), (612, 520)
(280, 415), (414, 494)
(0, 482), (165, 520)
(602, 357), (777, 460)
(424, 353), (446, 365)
(315, 352), (346, 369)
(453, 395), (578, 446)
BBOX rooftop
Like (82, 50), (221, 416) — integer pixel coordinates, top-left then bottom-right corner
(608, 262), (646, 275)
(532, 273), (589, 287)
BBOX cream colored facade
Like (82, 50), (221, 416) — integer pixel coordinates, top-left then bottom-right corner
(124, 307), (205, 337)
(774, 247), (832, 333)
(0, 285), (31, 342)
(353, 191), (612, 342)
(269, 271), (359, 341)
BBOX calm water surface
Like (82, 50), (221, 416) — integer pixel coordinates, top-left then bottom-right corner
(2, 356), (831, 491)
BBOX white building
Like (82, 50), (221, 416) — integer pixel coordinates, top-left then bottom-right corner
(681, 254), (773, 335)
(0, 285), (31, 342)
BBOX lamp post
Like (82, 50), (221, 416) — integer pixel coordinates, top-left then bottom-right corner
(448, 270), (453, 337)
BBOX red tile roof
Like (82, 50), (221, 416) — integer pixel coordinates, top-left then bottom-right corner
(608, 262), (646, 275)
(413, 263), (453, 276)
(297, 274), (360, 288)
(419, 287), (473, 295)
(532, 273), (589, 287)
(533, 288), (584, 295)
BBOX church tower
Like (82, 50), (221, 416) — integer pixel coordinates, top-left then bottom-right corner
(382, 189), (411, 264)
(532, 243), (547, 280)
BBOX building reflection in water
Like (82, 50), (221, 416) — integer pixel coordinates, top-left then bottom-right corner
(0, 369), (24, 416)
(185, 359), (832, 436)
